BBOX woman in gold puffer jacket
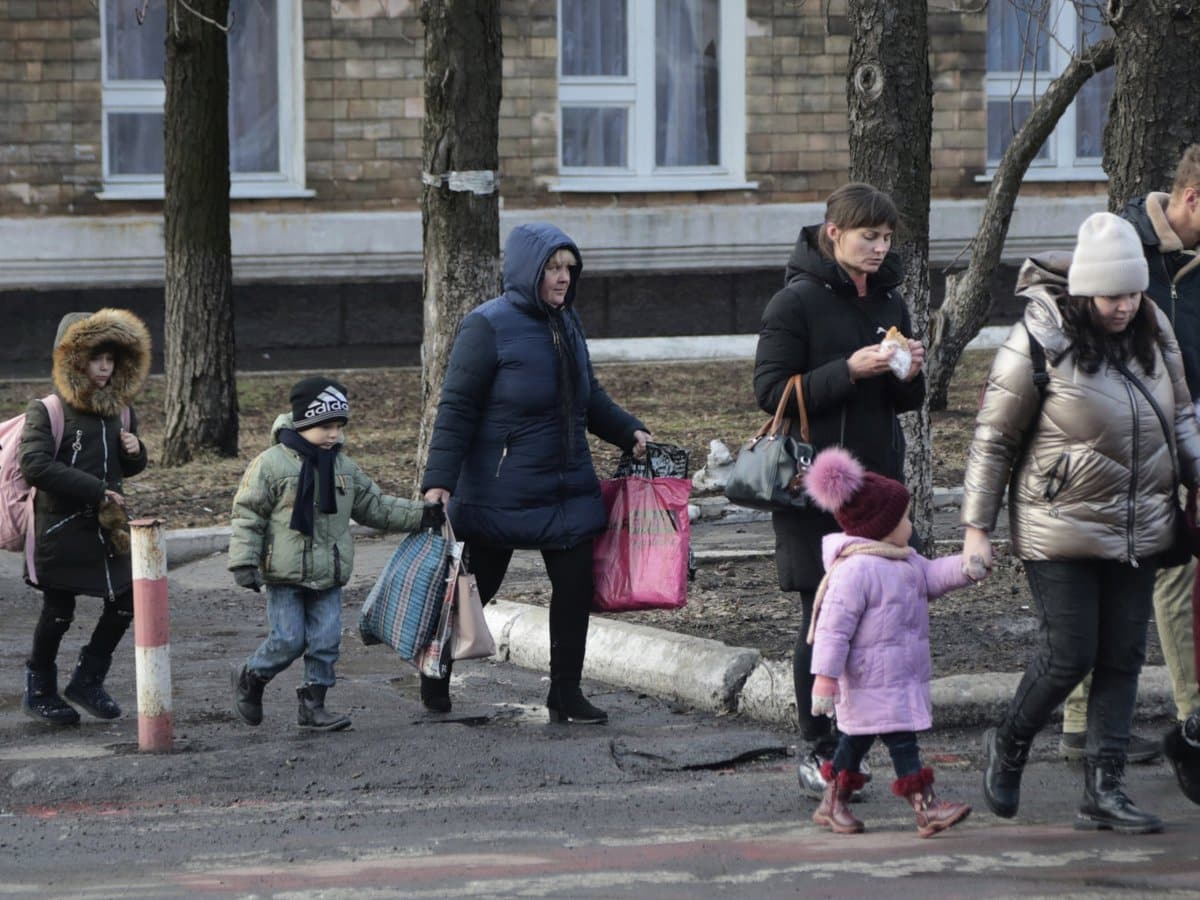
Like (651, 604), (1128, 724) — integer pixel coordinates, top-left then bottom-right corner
(963, 213), (1200, 835)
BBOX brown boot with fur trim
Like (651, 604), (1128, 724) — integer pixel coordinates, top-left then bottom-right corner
(812, 761), (866, 834)
(893, 767), (971, 838)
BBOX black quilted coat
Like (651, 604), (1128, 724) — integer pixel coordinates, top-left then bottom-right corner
(19, 309), (150, 597)
(753, 225), (924, 591)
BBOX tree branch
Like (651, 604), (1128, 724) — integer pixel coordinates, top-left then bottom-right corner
(926, 35), (1116, 409)
(173, 0), (233, 33)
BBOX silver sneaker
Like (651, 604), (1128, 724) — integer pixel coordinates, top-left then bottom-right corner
(797, 751), (871, 800)
(797, 750), (828, 799)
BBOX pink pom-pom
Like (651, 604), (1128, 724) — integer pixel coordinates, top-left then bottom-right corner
(804, 447), (864, 513)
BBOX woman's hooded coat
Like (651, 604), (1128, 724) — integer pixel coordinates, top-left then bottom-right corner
(421, 223), (646, 549)
(963, 253), (1200, 564)
(753, 225), (925, 591)
(19, 309), (150, 597)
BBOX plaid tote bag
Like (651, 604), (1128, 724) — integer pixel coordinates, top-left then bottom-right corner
(359, 527), (451, 661)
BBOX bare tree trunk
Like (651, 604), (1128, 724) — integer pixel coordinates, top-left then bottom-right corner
(846, 0), (934, 541)
(161, 0), (238, 465)
(416, 1), (502, 480)
(926, 38), (1115, 411)
(1103, 0), (1200, 207)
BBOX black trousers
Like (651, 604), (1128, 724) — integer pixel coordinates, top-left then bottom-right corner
(28, 588), (134, 672)
(793, 590), (836, 752)
(1005, 559), (1155, 759)
(470, 539), (594, 683)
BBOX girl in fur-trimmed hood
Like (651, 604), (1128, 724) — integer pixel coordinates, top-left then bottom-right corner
(18, 308), (151, 727)
(51, 307), (152, 417)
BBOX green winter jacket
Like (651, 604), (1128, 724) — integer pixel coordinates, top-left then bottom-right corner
(228, 413), (425, 590)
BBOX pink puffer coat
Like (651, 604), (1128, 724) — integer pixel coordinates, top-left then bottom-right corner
(810, 533), (972, 735)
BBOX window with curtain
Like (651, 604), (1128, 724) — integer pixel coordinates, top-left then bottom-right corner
(984, 0), (1114, 178)
(557, 0), (748, 191)
(99, 0), (305, 198)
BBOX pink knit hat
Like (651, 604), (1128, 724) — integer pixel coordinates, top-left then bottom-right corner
(804, 447), (909, 540)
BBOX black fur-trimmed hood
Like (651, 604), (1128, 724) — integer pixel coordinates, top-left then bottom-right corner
(51, 309), (152, 417)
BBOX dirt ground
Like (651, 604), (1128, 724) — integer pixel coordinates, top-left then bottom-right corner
(2, 352), (1164, 676)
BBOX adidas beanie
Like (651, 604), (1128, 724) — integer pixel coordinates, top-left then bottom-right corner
(290, 376), (350, 430)
(1067, 212), (1149, 298)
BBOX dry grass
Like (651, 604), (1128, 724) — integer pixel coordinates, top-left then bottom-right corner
(1, 352), (995, 529)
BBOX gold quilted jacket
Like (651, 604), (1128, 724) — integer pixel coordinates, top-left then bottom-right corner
(962, 253), (1200, 564)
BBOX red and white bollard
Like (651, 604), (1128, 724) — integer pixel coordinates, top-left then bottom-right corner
(130, 518), (173, 752)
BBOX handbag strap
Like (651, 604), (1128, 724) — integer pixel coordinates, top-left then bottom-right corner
(764, 374), (810, 442)
(1114, 359), (1181, 489)
(440, 517), (468, 575)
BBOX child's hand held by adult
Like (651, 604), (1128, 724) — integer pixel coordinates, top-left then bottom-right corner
(419, 501), (446, 531)
(963, 554), (989, 582)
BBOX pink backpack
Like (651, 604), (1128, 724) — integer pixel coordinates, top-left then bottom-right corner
(0, 397), (130, 583)
(0, 395), (64, 554)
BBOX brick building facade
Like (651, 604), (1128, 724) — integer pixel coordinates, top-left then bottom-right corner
(0, 0), (1113, 373)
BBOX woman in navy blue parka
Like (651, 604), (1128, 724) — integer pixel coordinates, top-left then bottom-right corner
(421, 223), (650, 723)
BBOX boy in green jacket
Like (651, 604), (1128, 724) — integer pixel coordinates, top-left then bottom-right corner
(229, 376), (443, 731)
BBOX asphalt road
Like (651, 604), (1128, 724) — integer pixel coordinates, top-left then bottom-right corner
(2, 526), (1199, 899)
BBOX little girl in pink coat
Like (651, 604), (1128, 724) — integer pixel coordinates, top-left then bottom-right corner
(805, 447), (987, 837)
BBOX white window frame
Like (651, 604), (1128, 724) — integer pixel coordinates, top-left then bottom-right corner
(97, 3), (310, 200)
(982, 0), (1109, 182)
(554, 0), (754, 193)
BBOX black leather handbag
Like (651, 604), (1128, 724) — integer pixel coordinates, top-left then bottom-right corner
(725, 374), (815, 511)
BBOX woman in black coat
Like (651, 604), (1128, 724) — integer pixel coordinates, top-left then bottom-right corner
(421, 222), (650, 723)
(19, 308), (150, 726)
(753, 183), (926, 796)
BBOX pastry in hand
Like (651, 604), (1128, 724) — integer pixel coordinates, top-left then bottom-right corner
(881, 326), (913, 378)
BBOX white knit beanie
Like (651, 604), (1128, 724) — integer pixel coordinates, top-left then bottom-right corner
(1067, 212), (1149, 297)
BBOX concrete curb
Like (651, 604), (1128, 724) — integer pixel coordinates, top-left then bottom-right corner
(485, 600), (761, 714)
(586, 327), (1010, 364)
(164, 520), (1176, 730)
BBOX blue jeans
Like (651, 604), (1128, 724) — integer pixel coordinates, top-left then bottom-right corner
(247, 584), (343, 686)
(1007, 559), (1154, 759)
(833, 730), (921, 778)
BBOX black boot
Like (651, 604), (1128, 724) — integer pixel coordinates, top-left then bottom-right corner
(231, 665), (271, 726)
(296, 683), (351, 731)
(22, 664), (80, 726)
(983, 725), (1031, 818)
(547, 680), (607, 724)
(419, 673), (451, 713)
(1075, 756), (1163, 834)
(1164, 715), (1200, 805)
(63, 650), (121, 719)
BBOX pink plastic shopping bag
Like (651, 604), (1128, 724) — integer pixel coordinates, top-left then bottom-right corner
(592, 475), (691, 613)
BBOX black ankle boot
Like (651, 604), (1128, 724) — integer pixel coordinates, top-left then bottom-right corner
(63, 650), (121, 719)
(1164, 715), (1200, 805)
(547, 681), (607, 724)
(419, 673), (451, 713)
(1075, 756), (1163, 834)
(983, 725), (1031, 818)
(22, 664), (80, 726)
(231, 665), (271, 726)
(296, 684), (351, 731)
